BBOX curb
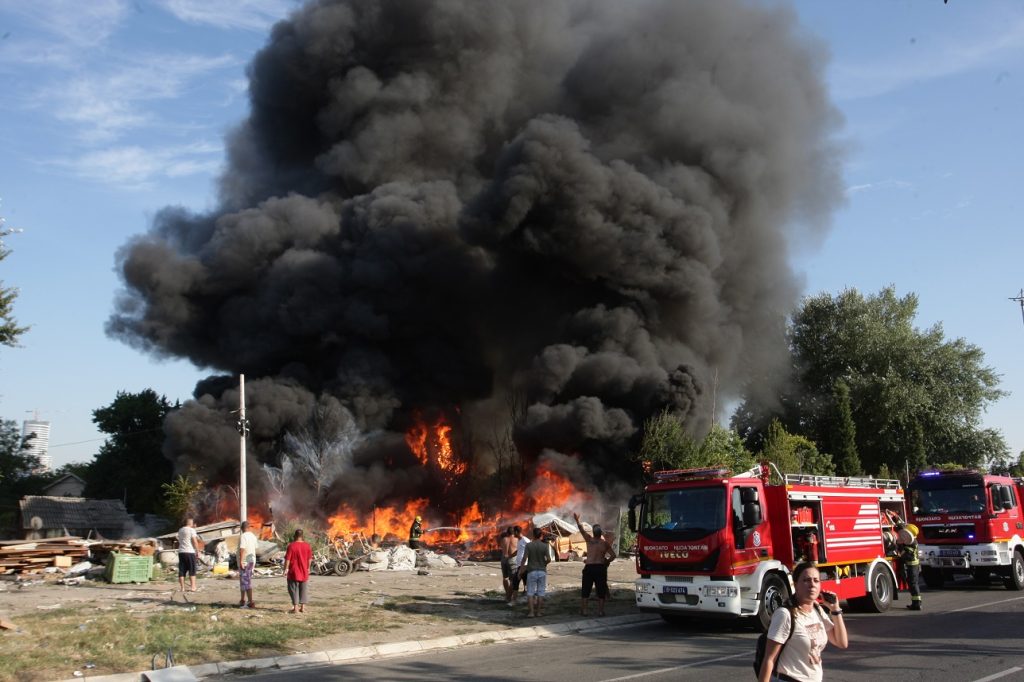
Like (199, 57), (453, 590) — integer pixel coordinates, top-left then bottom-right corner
(59, 613), (657, 681)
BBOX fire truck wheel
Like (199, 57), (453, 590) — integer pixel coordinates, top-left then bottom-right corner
(1003, 552), (1024, 590)
(756, 573), (788, 632)
(861, 566), (894, 613)
(333, 559), (354, 577)
(921, 567), (944, 589)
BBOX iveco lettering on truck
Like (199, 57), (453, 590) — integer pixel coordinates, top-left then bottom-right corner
(628, 463), (906, 629)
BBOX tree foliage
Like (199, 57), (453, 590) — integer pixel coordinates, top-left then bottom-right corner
(82, 390), (176, 514)
(162, 473), (205, 522)
(1, 207), (28, 349)
(760, 419), (834, 482)
(733, 287), (1008, 475)
(0, 419), (46, 532)
(829, 380), (862, 476)
(635, 410), (753, 474)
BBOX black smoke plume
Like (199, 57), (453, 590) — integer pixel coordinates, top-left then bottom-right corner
(107, 0), (842, 518)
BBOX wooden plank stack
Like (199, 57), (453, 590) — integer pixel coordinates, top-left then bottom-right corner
(0, 536), (93, 575)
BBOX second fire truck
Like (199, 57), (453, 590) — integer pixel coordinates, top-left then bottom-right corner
(907, 469), (1024, 590)
(629, 463), (906, 629)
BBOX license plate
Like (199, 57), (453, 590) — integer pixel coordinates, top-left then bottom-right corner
(663, 586), (688, 595)
(939, 549), (962, 557)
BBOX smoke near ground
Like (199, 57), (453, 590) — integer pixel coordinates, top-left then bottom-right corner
(108, 0), (842, 516)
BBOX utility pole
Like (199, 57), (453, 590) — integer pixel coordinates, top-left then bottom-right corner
(237, 374), (250, 524)
(1010, 289), (1024, 327)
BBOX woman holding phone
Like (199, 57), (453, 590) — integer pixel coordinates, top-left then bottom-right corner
(758, 562), (849, 682)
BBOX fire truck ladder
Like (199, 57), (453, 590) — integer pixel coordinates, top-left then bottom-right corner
(783, 473), (901, 489)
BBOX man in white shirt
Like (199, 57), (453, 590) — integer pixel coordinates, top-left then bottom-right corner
(238, 520), (259, 608)
(177, 518), (201, 592)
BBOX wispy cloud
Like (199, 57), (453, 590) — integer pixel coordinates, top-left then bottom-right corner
(54, 141), (224, 188)
(831, 17), (1024, 100)
(37, 52), (237, 143)
(0, 0), (128, 50)
(844, 179), (913, 196)
(157, 0), (297, 31)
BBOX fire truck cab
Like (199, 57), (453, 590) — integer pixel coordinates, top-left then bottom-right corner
(629, 464), (905, 630)
(907, 470), (1024, 590)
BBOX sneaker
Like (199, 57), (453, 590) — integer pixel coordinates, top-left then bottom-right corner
(238, 603), (249, 609)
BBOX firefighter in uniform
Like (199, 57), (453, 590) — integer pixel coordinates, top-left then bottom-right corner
(409, 515), (424, 549)
(887, 510), (922, 611)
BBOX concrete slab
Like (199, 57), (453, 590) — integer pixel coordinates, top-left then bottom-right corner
(217, 656), (278, 673)
(141, 666), (198, 682)
(275, 652), (331, 669)
(185, 664), (220, 678)
(374, 640), (424, 657)
(324, 645), (377, 663)
(417, 635), (465, 651)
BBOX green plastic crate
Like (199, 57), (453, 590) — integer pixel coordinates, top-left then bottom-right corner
(105, 553), (154, 584)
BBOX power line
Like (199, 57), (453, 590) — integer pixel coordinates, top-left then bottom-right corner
(46, 427), (166, 449)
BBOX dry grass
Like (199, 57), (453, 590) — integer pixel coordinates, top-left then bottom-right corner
(0, 563), (637, 680)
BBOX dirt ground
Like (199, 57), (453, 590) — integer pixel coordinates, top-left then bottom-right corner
(0, 557), (641, 658)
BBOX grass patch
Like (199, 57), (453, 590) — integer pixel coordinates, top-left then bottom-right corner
(0, 594), (409, 681)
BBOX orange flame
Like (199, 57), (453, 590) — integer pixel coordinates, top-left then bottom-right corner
(404, 412), (467, 482)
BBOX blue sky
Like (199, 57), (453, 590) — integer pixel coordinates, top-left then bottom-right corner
(1, 0), (1022, 469)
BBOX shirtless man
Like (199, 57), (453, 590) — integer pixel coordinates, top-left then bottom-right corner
(499, 527), (517, 602)
(573, 512), (617, 616)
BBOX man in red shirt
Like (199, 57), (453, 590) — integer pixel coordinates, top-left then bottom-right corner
(283, 529), (313, 614)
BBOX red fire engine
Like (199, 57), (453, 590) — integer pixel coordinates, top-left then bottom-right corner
(907, 469), (1024, 590)
(628, 463), (906, 629)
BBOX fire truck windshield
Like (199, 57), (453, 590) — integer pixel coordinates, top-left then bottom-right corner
(911, 485), (986, 514)
(641, 486), (726, 540)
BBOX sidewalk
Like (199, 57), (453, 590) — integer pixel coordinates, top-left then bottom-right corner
(63, 613), (656, 682)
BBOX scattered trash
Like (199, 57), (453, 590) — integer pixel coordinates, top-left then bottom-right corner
(0, 618), (16, 630)
(36, 604), (62, 610)
(417, 569), (431, 576)
(210, 615), (218, 622)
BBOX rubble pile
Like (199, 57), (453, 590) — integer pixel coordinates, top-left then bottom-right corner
(0, 536), (92, 575)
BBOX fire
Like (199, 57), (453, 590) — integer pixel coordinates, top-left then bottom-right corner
(511, 463), (582, 512)
(326, 498), (429, 542)
(404, 412), (467, 480)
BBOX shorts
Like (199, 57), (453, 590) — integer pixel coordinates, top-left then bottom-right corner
(501, 557), (515, 579)
(287, 579), (308, 605)
(581, 563), (609, 599)
(178, 552), (197, 578)
(526, 570), (547, 598)
(510, 563), (522, 591)
(239, 558), (255, 591)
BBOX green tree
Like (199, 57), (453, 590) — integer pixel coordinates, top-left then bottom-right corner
(0, 419), (43, 531)
(760, 419), (834, 481)
(733, 287), (1007, 475)
(830, 380), (862, 476)
(699, 424), (756, 474)
(82, 390), (176, 514)
(162, 473), (205, 521)
(634, 409), (700, 472)
(635, 411), (753, 474)
(1, 207), (28, 349)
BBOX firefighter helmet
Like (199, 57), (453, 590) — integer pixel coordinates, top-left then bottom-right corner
(906, 523), (919, 537)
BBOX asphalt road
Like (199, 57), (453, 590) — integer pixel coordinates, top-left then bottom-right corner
(234, 578), (1024, 682)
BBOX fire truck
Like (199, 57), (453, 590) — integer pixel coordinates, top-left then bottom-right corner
(907, 470), (1024, 590)
(628, 464), (906, 629)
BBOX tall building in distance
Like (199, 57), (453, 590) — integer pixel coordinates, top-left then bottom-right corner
(22, 419), (51, 472)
